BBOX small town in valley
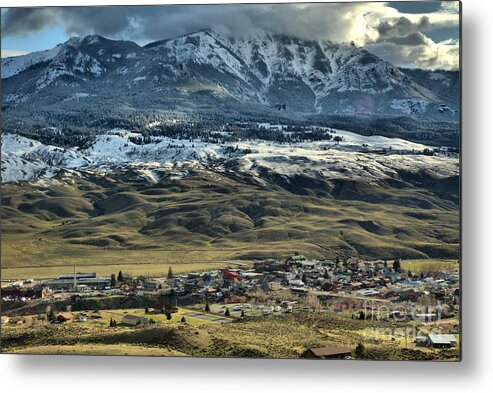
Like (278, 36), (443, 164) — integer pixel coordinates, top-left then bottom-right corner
(1, 255), (460, 359)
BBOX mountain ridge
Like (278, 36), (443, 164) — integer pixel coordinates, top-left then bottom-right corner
(1, 30), (459, 120)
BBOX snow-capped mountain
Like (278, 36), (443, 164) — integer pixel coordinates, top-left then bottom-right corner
(1, 30), (458, 118)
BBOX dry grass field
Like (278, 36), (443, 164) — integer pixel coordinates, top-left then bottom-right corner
(1, 261), (248, 280)
(1, 308), (460, 360)
(1, 168), (459, 278)
(401, 259), (459, 273)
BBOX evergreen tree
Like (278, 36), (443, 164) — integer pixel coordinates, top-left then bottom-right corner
(117, 271), (124, 282)
(204, 302), (210, 312)
(224, 308), (231, 317)
(166, 311), (172, 321)
(47, 306), (56, 321)
(145, 307), (149, 314)
(110, 274), (117, 288)
(355, 343), (366, 359)
(393, 259), (402, 272)
(240, 310), (245, 318)
(181, 316), (186, 323)
(167, 266), (174, 279)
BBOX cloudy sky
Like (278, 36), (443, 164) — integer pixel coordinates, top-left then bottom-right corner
(1, 1), (460, 70)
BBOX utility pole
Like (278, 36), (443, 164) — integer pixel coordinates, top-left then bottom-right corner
(73, 265), (77, 292)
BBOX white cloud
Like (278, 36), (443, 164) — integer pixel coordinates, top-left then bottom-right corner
(440, 1), (461, 13)
(354, 3), (459, 70)
(366, 38), (459, 70)
(1, 2), (460, 69)
(1, 49), (27, 58)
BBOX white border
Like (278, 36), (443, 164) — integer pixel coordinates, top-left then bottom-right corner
(2, 1), (492, 392)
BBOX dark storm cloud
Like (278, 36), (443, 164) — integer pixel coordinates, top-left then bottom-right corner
(1, 4), (372, 42)
(384, 32), (429, 46)
(1, 3), (460, 69)
(1, 8), (59, 37)
(376, 16), (434, 38)
(1, 4), (459, 43)
(366, 38), (459, 69)
(2, 6), (151, 38)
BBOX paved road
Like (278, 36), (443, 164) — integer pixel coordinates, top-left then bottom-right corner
(182, 312), (232, 324)
(311, 290), (391, 303)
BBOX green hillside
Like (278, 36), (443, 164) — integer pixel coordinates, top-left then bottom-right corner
(1, 167), (459, 275)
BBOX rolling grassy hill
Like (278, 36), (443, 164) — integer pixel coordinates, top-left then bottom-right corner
(1, 165), (459, 276)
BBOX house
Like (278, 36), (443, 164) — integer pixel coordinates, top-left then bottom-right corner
(56, 312), (75, 323)
(415, 313), (438, 322)
(356, 289), (380, 297)
(320, 260), (335, 268)
(143, 281), (161, 291)
(43, 273), (111, 290)
(291, 287), (308, 294)
(75, 284), (90, 292)
(288, 279), (305, 287)
(122, 314), (149, 326)
(1, 284), (48, 299)
(300, 261), (320, 270)
(268, 281), (283, 291)
(349, 282), (363, 291)
(222, 270), (240, 281)
(322, 281), (337, 291)
(302, 346), (352, 359)
(286, 255), (307, 266)
(240, 272), (264, 280)
(425, 334), (457, 348)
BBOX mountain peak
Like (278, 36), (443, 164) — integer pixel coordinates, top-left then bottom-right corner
(2, 29), (458, 120)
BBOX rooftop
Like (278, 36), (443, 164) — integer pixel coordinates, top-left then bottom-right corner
(306, 347), (352, 357)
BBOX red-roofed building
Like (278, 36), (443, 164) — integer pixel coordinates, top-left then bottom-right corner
(223, 270), (240, 280)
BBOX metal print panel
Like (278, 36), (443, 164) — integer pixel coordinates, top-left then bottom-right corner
(0, 1), (461, 360)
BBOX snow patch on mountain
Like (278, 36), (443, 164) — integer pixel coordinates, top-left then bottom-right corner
(2, 129), (458, 184)
(2, 31), (457, 118)
(390, 98), (430, 115)
(1, 45), (62, 79)
(429, 72), (451, 86)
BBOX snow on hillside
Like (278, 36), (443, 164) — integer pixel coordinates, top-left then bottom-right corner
(321, 129), (430, 151)
(2, 31), (457, 118)
(1, 46), (62, 79)
(390, 98), (430, 115)
(241, 141), (457, 181)
(151, 30), (404, 102)
(1, 129), (458, 184)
